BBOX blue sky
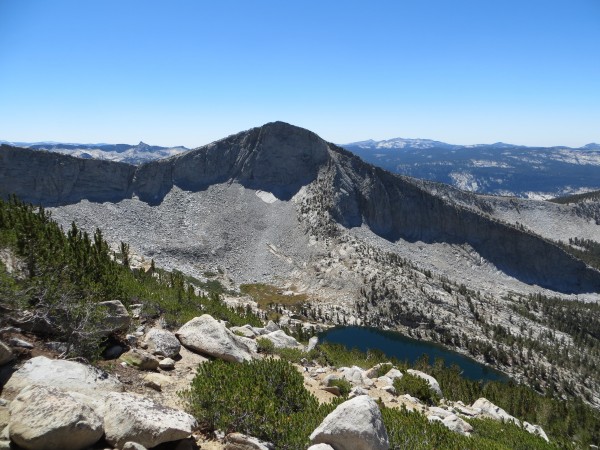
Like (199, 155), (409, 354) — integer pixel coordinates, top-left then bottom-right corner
(0, 0), (599, 147)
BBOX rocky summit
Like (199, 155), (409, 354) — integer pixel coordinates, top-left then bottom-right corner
(1, 121), (600, 410)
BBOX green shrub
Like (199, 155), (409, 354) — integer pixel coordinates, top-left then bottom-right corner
(382, 406), (556, 450)
(180, 358), (338, 449)
(375, 362), (394, 377)
(256, 337), (275, 354)
(328, 378), (352, 396)
(393, 373), (439, 405)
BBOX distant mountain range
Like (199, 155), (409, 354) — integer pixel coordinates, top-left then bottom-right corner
(4, 137), (600, 199)
(0, 140), (189, 165)
(342, 139), (600, 199)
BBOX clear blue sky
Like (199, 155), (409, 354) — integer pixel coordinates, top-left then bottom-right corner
(0, 0), (599, 147)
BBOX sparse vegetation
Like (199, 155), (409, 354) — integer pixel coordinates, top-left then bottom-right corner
(0, 196), (261, 358)
(180, 358), (339, 450)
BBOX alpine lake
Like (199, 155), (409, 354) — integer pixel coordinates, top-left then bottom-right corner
(319, 326), (508, 382)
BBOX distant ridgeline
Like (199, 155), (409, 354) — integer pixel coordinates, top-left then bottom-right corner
(343, 139), (600, 199)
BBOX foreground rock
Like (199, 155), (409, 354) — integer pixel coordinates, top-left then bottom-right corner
(9, 385), (103, 450)
(224, 432), (274, 450)
(310, 395), (389, 450)
(3, 356), (122, 397)
(144, 328), (181, 358)
(103, 392), (197, 448)
(176, 314), (254, 363)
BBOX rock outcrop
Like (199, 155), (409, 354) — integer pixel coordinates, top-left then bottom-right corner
(309, 395), (389, 450)
(176, 314), (254, 363)
(3, 356), (122, 397)
(8, 385), (103, 450)
(471, 397), (519, 424)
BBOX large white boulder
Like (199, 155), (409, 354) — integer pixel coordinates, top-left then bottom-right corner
(3, 356), (122, 397)
(8, 385), (103, 450)
(176, 315), (254, 363)
(406, 369), (443, 398)
(307, 445), (335, 450)
(144, 328), (181, 358)
(103, 392), (197, 448)
(262, 330), (302, 349)
(309, 395), (389, 450)
(471, 398), (519, 425)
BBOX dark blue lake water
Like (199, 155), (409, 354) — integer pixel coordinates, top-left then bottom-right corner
(319, 326), (507, 382)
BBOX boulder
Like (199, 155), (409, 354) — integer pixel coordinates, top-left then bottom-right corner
(0, 342), (13, 366)
(383, 368), (403, 380)
(103, 392), (197, 448)
(176, 315), (254, 363)
(441, 414), (473, 436)
(122, 443), (147, 450)
(9, 385), (103, 450)
(382, 385), (396, 395)
(523, 421), (549, 442)
(321, 373), (341, 386)
(3, 356), (122, 397)
(159, 357), (176, 370)
(321, 386), (341, 396)
(428, 406), (453, 419)
(262, 330), (302, 349)
(307, 445), (335, 450)
(9, 338), (33, 349)
(264, 320), (279, 333)
(406, 369), (443, 398)
(340, 366), (366, 385)
(144, 328), (181, 358)
(224, 432), (275, 449)
(309, 395), (389, 450)
(471, 398), (519, 425)
(98, 300), (131, 335)
(119, 349), (160, 371)
(307, 336), (319, 352)
(349, 386), (369, 398)
(364, 363), (392, 379)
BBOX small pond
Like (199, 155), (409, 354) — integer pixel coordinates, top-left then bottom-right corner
(319, 326), (508, 382)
